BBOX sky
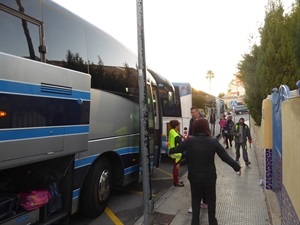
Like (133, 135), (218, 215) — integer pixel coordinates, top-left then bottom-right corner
(53, 0), (295, 96)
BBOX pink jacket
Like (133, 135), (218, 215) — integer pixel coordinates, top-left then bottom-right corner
(219, 119), (226, 128)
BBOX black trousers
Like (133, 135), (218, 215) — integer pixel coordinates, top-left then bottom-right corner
(225, 134), (233, 148)
(190, 179), (218, 225)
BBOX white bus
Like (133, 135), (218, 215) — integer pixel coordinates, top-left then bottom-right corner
(192, 87), (225, 137)
(157, 82), (225, 154)
(157, 82), (192, 154)
(0, 1), (172, 224)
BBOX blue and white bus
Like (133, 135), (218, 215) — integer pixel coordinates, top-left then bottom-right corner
(192, 87), (225, 137)
(157, 82), (225, 154)
(157, 82), (192, 154)
(0, 1), (172, 224)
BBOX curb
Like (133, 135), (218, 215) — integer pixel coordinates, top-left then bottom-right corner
(264, 189), (281, 225)
(134, 174), (188, 225)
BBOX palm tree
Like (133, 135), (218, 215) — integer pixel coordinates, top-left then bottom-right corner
(206, 70), (215, 94)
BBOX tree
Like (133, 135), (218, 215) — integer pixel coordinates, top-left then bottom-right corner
(206, 70), (215, 94)
(287, 0), (300, 81)
(65, 50), (87, 73)
(238, 45), (263, 125)
(218, 93), (225, 98)
(258, 0), (297, 98)
(237, 0), (300, 126)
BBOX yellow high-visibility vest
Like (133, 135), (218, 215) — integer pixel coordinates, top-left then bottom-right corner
(168, 129), (182, 163)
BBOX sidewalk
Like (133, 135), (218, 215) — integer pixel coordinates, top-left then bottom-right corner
(135, 139), (272, 225)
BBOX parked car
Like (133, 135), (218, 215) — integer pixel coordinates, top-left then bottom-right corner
(234, 105), (249, 114)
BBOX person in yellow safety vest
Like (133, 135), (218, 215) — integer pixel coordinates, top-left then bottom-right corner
(168, 120), (184, 187)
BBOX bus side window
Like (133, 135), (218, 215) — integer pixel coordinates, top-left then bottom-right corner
(0, 6), (41, 61)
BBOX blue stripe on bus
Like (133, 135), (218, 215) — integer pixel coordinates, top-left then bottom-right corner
(64, 126), (89, 134)
(74, 155), (99, 169)
(0, 125), (89, 142)
(74, 146), (140, 169)
(115, 146), (139, 155)
(72, 165), (139, 199)
(75, 160), (139, 175)
(0, 80), (90, 100)
(124, 164), (139, 175)
(73, 188), (80, 199)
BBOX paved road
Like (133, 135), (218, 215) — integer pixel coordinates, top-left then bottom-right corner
(70, 155), (188, 225)
(70, 113), (250, 225)
(135, 115), (271, 225)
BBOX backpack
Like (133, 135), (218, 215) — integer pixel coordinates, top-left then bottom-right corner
(19, 169), (62, 215)
(19, 190), (51, 211)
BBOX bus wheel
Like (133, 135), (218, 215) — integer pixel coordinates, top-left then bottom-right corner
(80, 158), (111, 217)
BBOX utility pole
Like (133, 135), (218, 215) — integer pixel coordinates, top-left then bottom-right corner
(136, 1), (154, 225)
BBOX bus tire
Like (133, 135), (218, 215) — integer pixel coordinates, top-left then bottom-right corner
(80, 158), (111, 217)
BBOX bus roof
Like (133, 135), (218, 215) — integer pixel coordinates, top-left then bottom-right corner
(147, 69), (174, 92)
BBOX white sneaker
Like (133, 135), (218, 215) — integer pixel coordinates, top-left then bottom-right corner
(188, 207), (192, 213)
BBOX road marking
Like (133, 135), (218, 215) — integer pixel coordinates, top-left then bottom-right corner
(105, 207), (124, 225)
(102, 167), (178, 224)
(155, 167), (173, 177)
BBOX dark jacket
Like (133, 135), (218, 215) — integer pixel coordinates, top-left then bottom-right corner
(188, 118), (196, 135)
(232, 123), (252, 143)
(169, 133), (241, 183)
(225, 119), (235, 135)
(188, 114), (204, 135)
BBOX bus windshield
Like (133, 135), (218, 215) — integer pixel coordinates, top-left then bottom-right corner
(159, 86), (181, 117)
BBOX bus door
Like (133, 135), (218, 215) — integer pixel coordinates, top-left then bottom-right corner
(147, 69), (175, 163)
(147, 84), (156, 171)
(151, 85), (161, 168)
